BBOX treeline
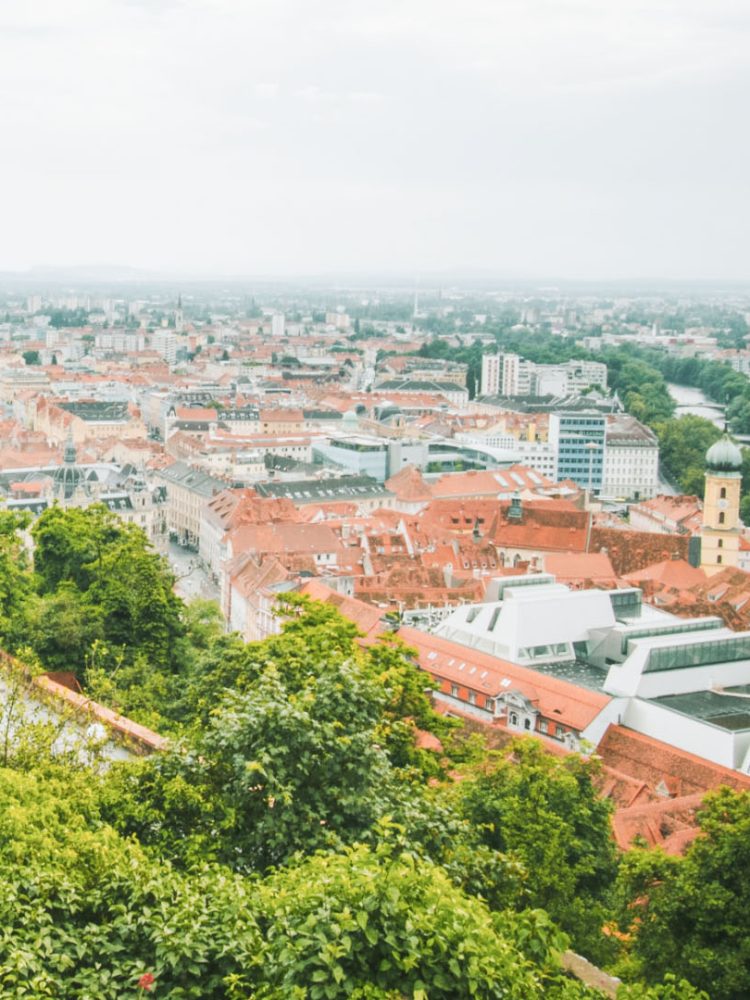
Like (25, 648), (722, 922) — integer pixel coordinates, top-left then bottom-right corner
(0, 505), (745, 997)
(414, 331), (750, 498)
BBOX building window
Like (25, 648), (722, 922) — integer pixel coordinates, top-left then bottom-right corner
(451, 684), (459, 697)
(718, 539), (724, 548)
(540, 720), (548, 734)
(510, 712), (518, 726)
(485, 698), (495, 713)
(524, 718), (531, 730)
(468, 691), (476, 706)
(720, 487), (727, 499)
(717, 555), (723, 564)
(719, 512), (725, 525)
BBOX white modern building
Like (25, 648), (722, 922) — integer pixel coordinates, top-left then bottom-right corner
(271, 312), (286, 338)
(416, 573), (750, 772)
(152, 331), (178, 365)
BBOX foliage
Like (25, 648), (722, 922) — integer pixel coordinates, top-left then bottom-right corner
(0, 768), (262, 1000)
(249, 841), (564, 1000)
(0, 767), (609, 999)
(458, 740), (618, 961)
(650, 415), (721, 495)
(613, 787), (750, 999)
(0, 511), (33, 647)
(30, 505), (186, 681)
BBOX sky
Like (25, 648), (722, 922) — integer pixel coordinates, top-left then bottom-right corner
(1, 0), (749, 280)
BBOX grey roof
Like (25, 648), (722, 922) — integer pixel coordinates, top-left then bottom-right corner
(156, 461), (227, 497)
(376, 379), (466, 393)
(58, 400), (130, 422)
(649, 688), (750, 732)
(255, 475), (393, 503)
(303, 409), (343, 420)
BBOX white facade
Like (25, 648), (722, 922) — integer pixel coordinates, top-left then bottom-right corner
(152, 331), (178, 364)
(271, 312), (286, 338)
(602, 441), (659, 500)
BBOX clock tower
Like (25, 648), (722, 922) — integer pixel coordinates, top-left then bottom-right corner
(700, 432), (742, 575)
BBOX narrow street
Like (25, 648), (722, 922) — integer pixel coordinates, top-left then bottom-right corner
(166, 541), (221, 605)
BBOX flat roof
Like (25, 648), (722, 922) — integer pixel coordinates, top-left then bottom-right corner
(524, 658), (609, 693)
(649, 688), (750, 733)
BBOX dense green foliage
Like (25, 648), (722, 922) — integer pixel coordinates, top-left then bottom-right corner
(458, 741), (618, 962)
(614, 788), (750, 1000)
(0, 507), (737, 996)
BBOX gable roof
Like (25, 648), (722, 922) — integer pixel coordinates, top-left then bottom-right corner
(397, 626), (610, 732)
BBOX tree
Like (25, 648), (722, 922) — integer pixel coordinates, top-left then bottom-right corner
(176, 658), (393, 870)
(251, 840), (568, 1000)
(0, 511), (33, 648)
(30, 506), (185, 677)
(652, 415), (721, 494)
(458, 739), (618, 961)
(0, 767), (262, 999)
(614, 787), (750, 999)
(22, 349), (40, 365)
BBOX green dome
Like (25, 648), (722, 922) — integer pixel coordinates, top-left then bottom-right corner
(706, 434), (742, 473)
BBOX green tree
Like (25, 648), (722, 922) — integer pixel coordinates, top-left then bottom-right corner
(252, 839), (571, 1000)
(652, 415), (721, 494)
(458, 739), (618, 961)
(614, 787), (750, 999)
(31, 505), (185, 676)
(0, 511), (33, 647)
(22, 349), (40, 365)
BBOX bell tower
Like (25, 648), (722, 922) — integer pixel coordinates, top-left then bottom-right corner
(701, 432), (742, 575)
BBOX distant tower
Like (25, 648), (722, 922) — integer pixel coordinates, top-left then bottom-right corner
(700, 432), (742, 575)
(174, 294), (184, 333)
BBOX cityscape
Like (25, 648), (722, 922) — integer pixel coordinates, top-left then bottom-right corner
(2, 2), (750, 999)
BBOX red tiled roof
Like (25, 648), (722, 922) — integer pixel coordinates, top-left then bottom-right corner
(298, 580), (386, 640)
(611, 793), (706, 853)
(397, 626), (610, 733)
(624, 559), (706, 591)
(597, 724), (750, 798)
(544, 551), (617, 584)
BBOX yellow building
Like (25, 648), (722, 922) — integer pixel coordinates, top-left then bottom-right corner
(701, 434), (742, 575)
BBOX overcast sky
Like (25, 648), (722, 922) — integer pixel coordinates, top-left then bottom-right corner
(1, 0), (749, 280)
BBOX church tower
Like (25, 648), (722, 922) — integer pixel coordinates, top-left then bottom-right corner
(700, 432), (742, 575)
(174, 294), (184, 333)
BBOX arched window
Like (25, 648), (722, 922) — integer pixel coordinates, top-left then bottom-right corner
(717, 555), (723, 564)
(718, 539), (724, 548)
(719, 512), (725, 525)
(510, 712), (518, 726)
(524, 718), (531, 730)
(720, 487), (727, 499)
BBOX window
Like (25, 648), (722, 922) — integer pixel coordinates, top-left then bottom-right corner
(524, 718), (531, 730)
(720, 487), (727, 499)
(718, 555), (723, 564)
(540, 720), (548, 734)
(510, 712), (518, 726)
(719, 512), (725, 525)
(718, 539), (724, 548)
(485, 698), (495, 713)
(450, 684), (459, 697)
(468, 691), (476, 706)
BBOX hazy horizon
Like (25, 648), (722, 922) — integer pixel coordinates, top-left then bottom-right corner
(2, 1), (749, 281)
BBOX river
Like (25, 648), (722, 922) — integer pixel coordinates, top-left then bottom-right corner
(667, 383), (725, 429)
